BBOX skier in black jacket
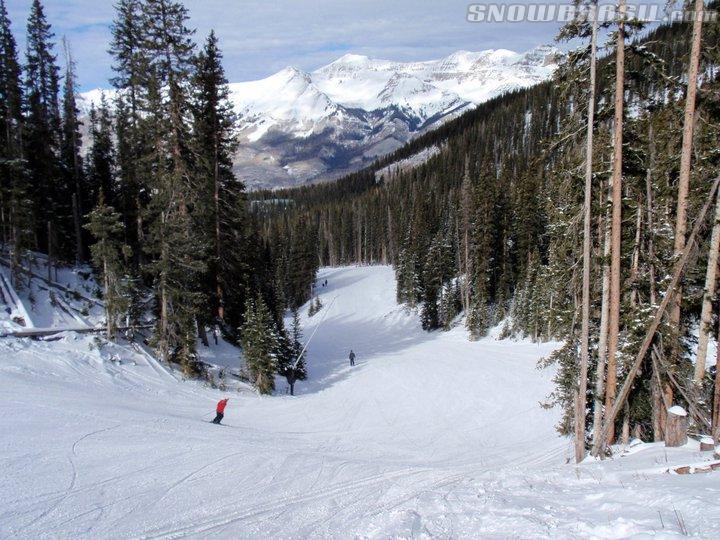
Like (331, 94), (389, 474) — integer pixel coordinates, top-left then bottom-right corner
(349, 350), (356, 366)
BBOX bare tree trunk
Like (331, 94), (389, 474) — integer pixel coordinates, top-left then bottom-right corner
(630, 202), (642, 308)
(645, 164), (656, 305)
(104, 259), (114, 340)
(592, 177), (720, 456)
(713, 327), (720, 441)
(669, 0), (705, 383)
(645, 127), (665, 440)
(214, 136), (224, 322)
(72, 193), (83, 267)
(605, 0), (626, 445)
(575, 3), (598, 464)
(159, 211), (169, 363)
(46, 221), (52, 283)
(665, 406), (688, 447)
(592, 180), (611, 447)
(651, 350), (665, 441)
(695, 190), (720, 383)
(621, 403), (630, 446)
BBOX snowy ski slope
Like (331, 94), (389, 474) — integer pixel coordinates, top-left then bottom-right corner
(2, 266), (720, 539)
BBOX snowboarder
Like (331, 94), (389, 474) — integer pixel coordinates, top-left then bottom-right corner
(212, 398), (229, 424)
(349, 350), (356, 367)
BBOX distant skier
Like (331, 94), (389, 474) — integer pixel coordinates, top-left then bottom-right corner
(212, 398), (229, 424)
(349, 350), (356, 367)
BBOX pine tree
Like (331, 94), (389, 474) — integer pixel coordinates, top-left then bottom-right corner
(678, 0), (707, 385)
(0, 0), (31, 281)
(276, 307), (307, 395)
(24, 0), (62, 254)
(241, 295), (278, 394)
(191, 30), (247, 328)
(109, 0), (148, 260)
(557, 0), (600, 463)
(84, 192), (131, 340)
(60, 38), (84, 263)
(140, 0), (206, 371)
(85, 95), (116, 208)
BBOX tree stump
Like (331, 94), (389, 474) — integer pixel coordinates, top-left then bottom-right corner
(699, 436), (715, 452)
(665, 406), (688, 447)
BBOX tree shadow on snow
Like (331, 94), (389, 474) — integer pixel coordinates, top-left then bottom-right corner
(292, 309), (436, 395)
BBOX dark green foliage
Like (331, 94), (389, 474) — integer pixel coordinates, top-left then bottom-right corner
(84, 192), (131, 339)
(23, 0), (62, 254)
(539, 341), (580, 436)
(191, 31), (248, 332)
(59, 41), (84, 260)
(276, 307), (308, 395)
(241, 294), (278, 394)
(85, 96), (116, 207)
(0, 0), (32, 281)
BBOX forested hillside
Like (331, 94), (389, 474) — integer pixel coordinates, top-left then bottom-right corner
(253, 7), (720, 456)
(0, 0), (317, 391)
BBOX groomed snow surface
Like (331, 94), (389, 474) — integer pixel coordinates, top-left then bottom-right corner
(2, 266), (720, 539)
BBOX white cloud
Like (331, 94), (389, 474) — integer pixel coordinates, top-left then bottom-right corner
(6, 0), (675, 91)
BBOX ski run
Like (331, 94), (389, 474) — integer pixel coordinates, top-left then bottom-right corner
(2, 265), (720, 539)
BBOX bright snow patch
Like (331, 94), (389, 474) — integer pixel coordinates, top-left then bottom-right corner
(668, 405), (688, 416)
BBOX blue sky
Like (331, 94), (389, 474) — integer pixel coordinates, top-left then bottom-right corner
(5, 0), (675, 92)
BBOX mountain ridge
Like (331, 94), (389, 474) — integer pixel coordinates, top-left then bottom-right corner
(81, 45), (559, 189)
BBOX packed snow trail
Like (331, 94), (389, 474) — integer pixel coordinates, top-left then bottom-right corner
(2, 266), (720, 539)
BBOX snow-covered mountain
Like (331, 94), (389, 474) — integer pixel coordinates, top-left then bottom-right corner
(229, 46), (558, 188)
(81, 46), (559, 189)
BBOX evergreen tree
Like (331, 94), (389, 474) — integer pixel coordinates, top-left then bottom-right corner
(109, 0), (148, 260)
(191, 30), (247, 330)
(0, 0), (31, 282)
(276, 307), (307, 395)
(60, 38), (84, 262)
(23, 0), (62, 253)
(241, 294), (278, 394)
(85, 95), (116, 208)
(139, 0), (206, 371)
(84, 192), (131, 340)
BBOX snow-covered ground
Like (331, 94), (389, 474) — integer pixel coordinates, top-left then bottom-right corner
(2, 265), (720, 539)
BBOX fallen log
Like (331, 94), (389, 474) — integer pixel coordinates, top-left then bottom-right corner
(0, 324), (153, 338)
(0, 255), (103, 307)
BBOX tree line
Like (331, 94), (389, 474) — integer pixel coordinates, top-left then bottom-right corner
(0, 0), (315, 393)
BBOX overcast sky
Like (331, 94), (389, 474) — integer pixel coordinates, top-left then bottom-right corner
(6, 0), (676, 92)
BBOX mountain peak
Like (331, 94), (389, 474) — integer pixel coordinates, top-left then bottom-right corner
(273, 66), (313, 83)
(335, 53), (371, 64)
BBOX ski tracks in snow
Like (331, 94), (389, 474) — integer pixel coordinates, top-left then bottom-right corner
(13, 423), (122, 535)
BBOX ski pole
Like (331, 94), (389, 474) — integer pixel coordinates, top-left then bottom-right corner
(292, 294), (337, 369)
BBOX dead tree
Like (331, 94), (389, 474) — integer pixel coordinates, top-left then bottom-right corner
(670, 0), (705, 383)
(575, 0), (599, 464)
(605, 0), (627, 445)
(695, 189), (720, 383)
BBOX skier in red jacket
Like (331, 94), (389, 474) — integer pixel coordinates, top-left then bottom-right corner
(212, 398), (229, 424)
